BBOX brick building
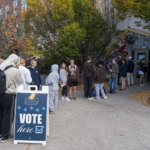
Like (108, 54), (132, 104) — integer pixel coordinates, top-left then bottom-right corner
(0, 0), (28, 60)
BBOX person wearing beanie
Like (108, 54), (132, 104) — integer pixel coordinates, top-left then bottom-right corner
(127, 56), (134, 86)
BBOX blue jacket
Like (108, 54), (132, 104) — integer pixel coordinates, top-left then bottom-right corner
(127, 61), (134, 73)
(28, 67), (41, 87)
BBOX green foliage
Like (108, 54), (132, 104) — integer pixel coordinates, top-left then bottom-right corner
(113, 0), (150, 30)
(1, 51), (10, 59)
(24, 0), (120, 68)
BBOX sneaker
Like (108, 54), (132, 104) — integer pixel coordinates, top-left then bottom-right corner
(140, 84), (144, 86)
(73, 97), (76, 100)
(104, 97), (107, 99)
(143, 83), (147, 86)
(119, 89), (123, 91)
(65, 98), (71, 102)
(88, 97), (94, 100)
(61, 97), (65, 101)
(69, 97), (73, 100)
(107, 91), (112, 93)
(84, 97), (88, 100)
(110, 92), (116, 94)
(1, 135), (13, 143)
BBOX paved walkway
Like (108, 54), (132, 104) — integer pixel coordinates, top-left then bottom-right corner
(1, 84), (150, 150)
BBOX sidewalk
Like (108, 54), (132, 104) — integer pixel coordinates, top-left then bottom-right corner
(1, 84), (150, 150)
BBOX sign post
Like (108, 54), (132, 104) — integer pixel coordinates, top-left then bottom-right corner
(14, 85), (49, 145)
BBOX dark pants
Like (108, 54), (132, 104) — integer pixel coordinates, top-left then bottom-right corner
(62, 85), (68, 97)
(85, 77), (93, 98)
(0, 94), (15, 139)
(117, 73), (120, 85)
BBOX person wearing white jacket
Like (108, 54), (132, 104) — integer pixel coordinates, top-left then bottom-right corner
(19, 58), (32, 90)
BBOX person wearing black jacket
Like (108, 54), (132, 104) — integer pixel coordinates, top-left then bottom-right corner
(139, 58), (147, 86)
(127, 56), (134, 86)
(84, 56), (95, 100)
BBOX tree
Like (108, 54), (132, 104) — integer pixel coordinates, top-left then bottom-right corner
(0, 1), (26, 57)
(113, 0), (150, 30)
(24, 0), (121, 68)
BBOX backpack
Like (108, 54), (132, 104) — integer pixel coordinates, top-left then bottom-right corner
(0, 65), (13, 95)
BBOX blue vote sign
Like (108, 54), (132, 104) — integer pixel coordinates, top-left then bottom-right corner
(14, 93), (47, 142)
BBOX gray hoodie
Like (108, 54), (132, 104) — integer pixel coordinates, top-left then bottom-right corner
(0, 54), (23, 94)
(45, 64), (59, 93)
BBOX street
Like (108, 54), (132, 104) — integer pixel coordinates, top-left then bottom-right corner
(1, 84), (150, 150)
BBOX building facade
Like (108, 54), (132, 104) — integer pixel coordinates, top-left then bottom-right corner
(104, 16), (150, 82)
(0, 0), (28, 60)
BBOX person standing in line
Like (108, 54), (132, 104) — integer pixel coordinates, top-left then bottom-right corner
(45, 64), (59, 114)
(0, 54), (23, 142)
(98, 60), (106, 81)
(117, 56), (122, 85)
(119, 58), (127, 90)
(84, 56), (95, 100)
(127, 56), (134, 86)
(28, 60), (41, 90)
(19, 58), (32, 90)
(108, 58), (119, 94)
(60, 63), (70, 102)
(94, 62), (107, 100)
(68, 59), (79, 100)
(139, 58), (147, 86)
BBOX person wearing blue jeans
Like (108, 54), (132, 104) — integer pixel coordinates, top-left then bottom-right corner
(94, 61), (107, 99)
(109, 77), (117, 93)
(108, 58), (119, 94)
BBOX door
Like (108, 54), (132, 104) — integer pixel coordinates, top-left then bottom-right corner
(132, 49), (149, 82)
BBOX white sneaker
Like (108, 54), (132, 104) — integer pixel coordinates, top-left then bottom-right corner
(140, 84), (144, 86)
(104, 97), (107, 99)
(143, 83), (147, 86)
(61, 97), (65, 101)
(65, 98), (70, 102)
(88, 97), (94, 100)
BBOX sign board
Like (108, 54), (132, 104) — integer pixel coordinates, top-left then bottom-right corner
(14, 85), (49, 145)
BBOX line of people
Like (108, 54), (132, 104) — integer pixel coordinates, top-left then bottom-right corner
(0, 54), (42, 142)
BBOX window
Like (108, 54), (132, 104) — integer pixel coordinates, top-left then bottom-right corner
(22, 24), (25, 39)
(14, 24), (18, 40)
(13, 0), (18, 16)
(21, 50), (25, 58)
(5, 4), (9, 17)
(0, 8), (3, 19)
(15, 49), (18, 55)
(21, 0), (27, 12)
